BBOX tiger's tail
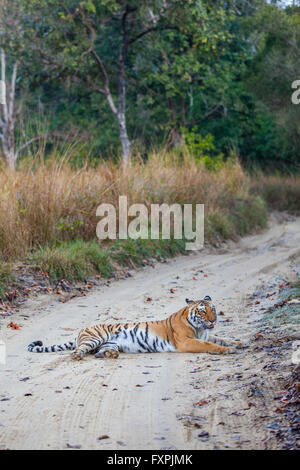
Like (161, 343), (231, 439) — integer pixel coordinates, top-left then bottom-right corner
(27, 339), (77, 353)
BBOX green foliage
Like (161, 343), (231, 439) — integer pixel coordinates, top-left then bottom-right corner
(30, 238), (187, 282)
(30, 240), (113, 281)
(183, 129), (224, 170)
(1, 0), (299, 169)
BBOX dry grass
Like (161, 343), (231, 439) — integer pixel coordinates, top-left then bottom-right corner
(251, 173), (300, 214)
(0, 151), (266, 261)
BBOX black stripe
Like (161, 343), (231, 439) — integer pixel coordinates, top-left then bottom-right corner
(145, 324), (149, 343)
(130, 330), (135, 343)
(133, 324), (139, 335)
(137, 337), (146, 351)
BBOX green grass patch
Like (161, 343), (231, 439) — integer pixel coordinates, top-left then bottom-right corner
(30, 238), (187, 282)
(30, 240), (113, 281)
(205, 212), (234, 244)
(110, 238), (186, 267)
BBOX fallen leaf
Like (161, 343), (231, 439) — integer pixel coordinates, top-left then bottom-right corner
(7, 321), (21, 330)
(194, 400), (208, 407)
(255, 332), (264, 340)
(275, 407), (284, 414)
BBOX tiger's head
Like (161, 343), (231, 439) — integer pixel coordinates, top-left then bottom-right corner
(185, 296), (217, 330)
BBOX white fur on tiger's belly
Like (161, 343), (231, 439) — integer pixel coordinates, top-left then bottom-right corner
(111, 328), (177, 354)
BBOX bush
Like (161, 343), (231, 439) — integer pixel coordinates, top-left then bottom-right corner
(251, 174), (300, 214)
(31, 240), (113, 281)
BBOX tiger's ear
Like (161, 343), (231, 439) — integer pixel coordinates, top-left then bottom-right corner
(185, 298), (193, 304)
(204, 295), (212, 301)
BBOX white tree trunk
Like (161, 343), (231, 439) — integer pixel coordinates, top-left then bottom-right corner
(117, 111), (131, 167)
(0, 48), (18, 170)
(117, 34), (131, 167)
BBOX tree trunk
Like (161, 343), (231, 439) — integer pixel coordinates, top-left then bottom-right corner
(117, 61), (131, 166)
(117, 109), (131, 166)
(117, 10), (131, 167)
(0, 49), (18, 170)
(2, 126), (17, 170)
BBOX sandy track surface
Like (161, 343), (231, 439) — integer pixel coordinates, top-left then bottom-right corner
(0, 215), (299, 450)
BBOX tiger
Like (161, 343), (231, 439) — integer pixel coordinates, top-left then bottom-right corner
(28, 296), (244, 360)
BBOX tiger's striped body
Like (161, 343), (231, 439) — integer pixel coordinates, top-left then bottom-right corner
(28, 296), (244, 360)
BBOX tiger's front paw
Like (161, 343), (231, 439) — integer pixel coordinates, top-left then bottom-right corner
(234, 341), (249, 349)
(225, 346), (238, 354)
(72, 350), (84, 361)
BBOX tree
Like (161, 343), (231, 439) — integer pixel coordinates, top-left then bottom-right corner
(25, 0), (193, 165)
(0, 0), (44, 170)
(135, 1), (247, 146)
(244, 1), (300, 166)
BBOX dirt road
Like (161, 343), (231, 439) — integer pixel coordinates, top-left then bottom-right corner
(0, 215), (299, 450)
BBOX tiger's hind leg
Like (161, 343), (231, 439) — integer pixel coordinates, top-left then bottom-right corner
(95, 342), (119, 359)
(72, 335), (102, 361)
